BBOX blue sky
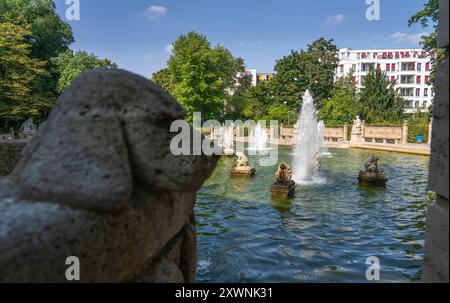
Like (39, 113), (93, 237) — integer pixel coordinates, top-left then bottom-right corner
(55, 0), (430, 78)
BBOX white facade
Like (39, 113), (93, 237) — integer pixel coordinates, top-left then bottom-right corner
(336, 48), (434, 113)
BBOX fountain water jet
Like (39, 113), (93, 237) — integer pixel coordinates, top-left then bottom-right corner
(292, 90), (326, 185)
(248, 123), (269, 151)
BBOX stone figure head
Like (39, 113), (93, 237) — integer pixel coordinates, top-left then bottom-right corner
(13, 69), (219, 212)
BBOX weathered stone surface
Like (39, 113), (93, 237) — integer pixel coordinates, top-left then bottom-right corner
(422, 197), (449, 283)
(422, 5), (449, 283)
(438, 0), (449, 48)
(0, 69), (219, 282)
(429, 57), (449, 199)
(13, 69), (219, 212)
(0, 178), (196, 282)
(134, 223), (197, 283)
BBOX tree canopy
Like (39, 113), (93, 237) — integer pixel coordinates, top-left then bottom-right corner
(272, 38), (339, 111)
(0, 0), (74, 61)
(0, 22), (49, 130)
(159, 31), (244, 121)
(408, 0), (442, 85)
(359, 70), (405, 124)
(319, 74), (359, 126)
(51, 50), (117, 93)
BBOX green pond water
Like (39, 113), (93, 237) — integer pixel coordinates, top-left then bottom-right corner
(195, 147), (431, 282)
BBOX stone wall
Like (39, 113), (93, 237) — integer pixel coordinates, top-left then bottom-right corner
(0, 69), (219, 282)
(0, 140), (27, 176)
(422, 0), (449, 283)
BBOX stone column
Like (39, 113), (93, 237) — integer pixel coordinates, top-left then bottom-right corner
(428, 118), (433, 144)
(402, 120), (409, 144)
(422, 0), (449, 283)
(343, 124), (348, 141)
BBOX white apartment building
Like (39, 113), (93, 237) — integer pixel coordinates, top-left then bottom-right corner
(336, 48), (435, 113)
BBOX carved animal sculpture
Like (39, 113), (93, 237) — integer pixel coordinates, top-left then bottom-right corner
(235, 152), (249, 167)
(365, 155), (380, 173)
(275, 162), (293, 184)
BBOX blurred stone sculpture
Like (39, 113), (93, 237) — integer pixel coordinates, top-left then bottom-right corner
(19, 118), (37, 139)
(358, 155), (388, 186)
(0, 69), (219, 282)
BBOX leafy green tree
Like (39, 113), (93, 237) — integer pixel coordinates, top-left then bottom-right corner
(0, 0), (74, 61)
(272, 38), (339, 110)
(408, 0), (443, 85)
(1, 0), (75, 120)
(51, 50), (117, 93)
(272, 50), (309, 109)
(0, 22), (48, 131)
(359, 70), (405, 124)
(267, 103), (293, 125)
(407, 109), (431, 143)
(223, 71), (253, 121)
(152, 68), (174, 94)
(319, 74), (359, 126)
(167, 31), (242, 121)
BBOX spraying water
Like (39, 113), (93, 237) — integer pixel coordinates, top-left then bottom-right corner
(292, 90), (326, 185)
(248, 123), (268, 151)
(223, 125), (234, 148)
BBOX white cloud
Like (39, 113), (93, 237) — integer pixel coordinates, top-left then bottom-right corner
(326, 14), (345, 24)
(143, 5), (168, 19)
(238, 40), (264, 47)
(146, 53), (153, 60)
(164, 44), (174, 54)
(389, 32), (427, 45)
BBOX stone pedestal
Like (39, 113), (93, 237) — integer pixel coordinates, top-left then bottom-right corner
(271, 181), (296, 198)
(402, 120), (409, 144)
(231, 166), (255, 177)
(358, 171), (388, 186)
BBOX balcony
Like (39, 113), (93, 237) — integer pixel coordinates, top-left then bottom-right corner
(401, 63), (415, 72)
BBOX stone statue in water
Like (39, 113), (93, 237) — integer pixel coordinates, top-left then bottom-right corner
(358, 154), (387, 186)
(275, 162), (293, 185)
(235, 152), (249, 167)
(364, 155), (380, 173)
(20, 118), (37, 139)
(271, 162), (295, 198)
(231, 152), (255, 176)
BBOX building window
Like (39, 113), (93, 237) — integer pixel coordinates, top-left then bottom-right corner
(417, 63), (422, 71)
(391, 76), (396, 83)
(392, 63), (396, 71)
(424, 88), (429, 96)
(417, 76), (421, 84)
(425, 62), (430, 71)
(425, 76), (430, 83)
(422, 101), (427, 109)
(415, 101), (420, 108)
(386, 64), (390, 71)
(376, 63), (381, 70)
(416, 88), (421, 97)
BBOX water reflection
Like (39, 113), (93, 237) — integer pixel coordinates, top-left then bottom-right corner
(196, 147), (430, 282)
